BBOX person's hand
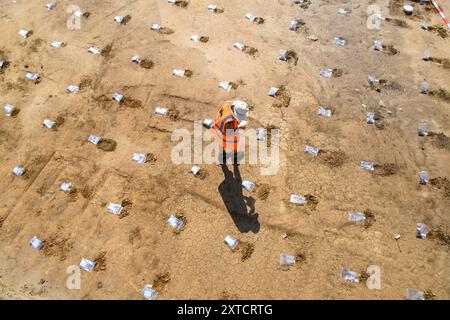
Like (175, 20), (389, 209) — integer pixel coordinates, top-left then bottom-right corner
(238, 120), (248, 129)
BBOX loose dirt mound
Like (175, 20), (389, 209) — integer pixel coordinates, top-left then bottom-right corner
(93, 251), (107, 271)
(430, 177), (450, 198)
(153, 272), (171, 292)
(271, 86), (291, 108)
(140, 59), (154, 69)
(429, 88), (450, 102)
(363, 210), (376, 229)
(123, 97), (142, 108)
(305, 194), (319, 211)
(428, 132), (450, 150)
(238, 241), (255, 262)
(243, 46), (258, 57)
(256, 184), (271, 200)
(428, 226), (450, 247)
(42, 236), (73, 261)
(374, 163), (399, 176)
(119, 199), (133, 219)
(97, 139), (117, 152)
(318, 150), (347, 168)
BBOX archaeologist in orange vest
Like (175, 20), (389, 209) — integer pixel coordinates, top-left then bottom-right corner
(210, 100), (249, 164)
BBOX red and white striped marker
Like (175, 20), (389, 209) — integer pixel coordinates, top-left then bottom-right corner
(430, 0), (450, 29)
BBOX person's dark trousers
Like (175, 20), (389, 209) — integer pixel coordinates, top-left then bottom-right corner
(221, 150), (238, 165)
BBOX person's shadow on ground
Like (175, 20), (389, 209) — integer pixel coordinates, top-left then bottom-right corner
(218, 163), (260, 233)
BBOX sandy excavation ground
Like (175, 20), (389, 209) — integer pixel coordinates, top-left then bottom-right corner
(0, 0), (450, 300)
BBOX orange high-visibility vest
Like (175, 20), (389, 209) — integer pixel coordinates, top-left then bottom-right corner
(210, 103), (239, 152)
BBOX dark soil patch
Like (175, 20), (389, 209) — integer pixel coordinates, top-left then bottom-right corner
(429, 57), (450, 69)
(374, 163), (399, 176)
(158, 28), (174, 35)
(430, 177), (450, 198)
(146, 152), (157, 163)
(196, 168), (209, 180)
(385, 17), (408, 28)
(123, 97), (142, 108)
(122, 15), (132, 25)
(383, 45), (399, 55)
(256, 183), (271, 200)
(295, 252), (306, 264)
(238, 242), (255, 262)
(140, 59), (154, 69)
(42, 236), (73, 261)
(68, 188), (78, 202)
(253, 17), (264, 24)
(29, 38), (44, 52)
(305, 194), (319, 211)
(429, 88), (450, 102)
(97, 138), (117, 152)
(153, 272), (171, 292)
(428, 226), (450, 247)
(79, 77), (93, 90)
(100, 43), (113, 58)
(80, 185), (94, 199)
(428, 132), (450, 150)
(428, 25), (448, 39)
(363, 210), (377, 229)
(174, 1), (189, 7)
(271, 86), (291, 108)
(359, 270), (370, 283)
(332, 68), (343, 78)
(93, 251), (107, 271)
(424, 289), (436, 300)
(284, 50), (298, 65)
(129, 226), (141, 244)
(243, 46), (258, 57)
(318, 150), (347, 168)
(0, 216), (5, 229)
(119, 198), (132, 219)
(265, 125), (279, 147)
(220, 291), (238, 300)
(169, 109), (180, 121)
